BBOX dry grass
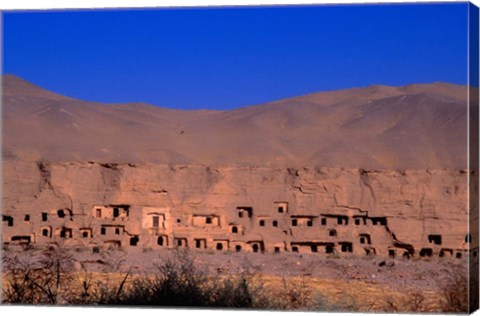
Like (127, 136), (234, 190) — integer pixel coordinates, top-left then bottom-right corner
(1, 248), (469, 312)
(260, 274), (442, 312)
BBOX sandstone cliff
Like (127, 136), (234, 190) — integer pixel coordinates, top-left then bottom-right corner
(1, 75), (475, 260)
(2, 160), (471, 258)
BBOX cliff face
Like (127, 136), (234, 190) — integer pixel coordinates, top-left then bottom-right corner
(2, 160), (471, 258)
(1, 76), (474, 259)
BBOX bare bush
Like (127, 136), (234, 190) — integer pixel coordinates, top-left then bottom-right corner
(2, 246), (75, 304)
(107, 250), (263, 308)
(404, 290), (428, 312)
(313, 289), (358, 312)
(206, 274), (254, 308)
(439, 266), (469, 313)
(146, 250), (208, 306)
(89, 268), (133, 305)
(274, 277), (314, 310)
(99, 249), (126, 272)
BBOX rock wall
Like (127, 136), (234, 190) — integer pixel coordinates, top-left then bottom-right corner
(1, 160), (475, 259)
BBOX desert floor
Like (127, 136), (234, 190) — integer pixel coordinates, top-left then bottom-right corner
(3, 246), (467, 312)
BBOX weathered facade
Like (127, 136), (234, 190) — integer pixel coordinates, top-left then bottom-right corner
(1, 161), (477, 260)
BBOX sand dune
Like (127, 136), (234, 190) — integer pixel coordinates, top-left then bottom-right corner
(2, 74), (468, 169)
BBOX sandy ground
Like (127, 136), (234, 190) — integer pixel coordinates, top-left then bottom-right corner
(70, 248), (465, 292)
(3, 247), (470, 311)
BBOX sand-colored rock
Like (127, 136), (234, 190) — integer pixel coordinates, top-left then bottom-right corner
(1, 75), (476, 263)
(2, 160), (473, 259)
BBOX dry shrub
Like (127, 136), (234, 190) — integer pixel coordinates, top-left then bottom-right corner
(2, 246), (75, 304)
(273, 277), (314, 310)
(2, 248), (360, 311)
(404, 290), (429, 312)
(94, 249), (266, 308)
(440, 266), (469, 313)
(379, 291), (431, 313)
(313, 289), (358, 312)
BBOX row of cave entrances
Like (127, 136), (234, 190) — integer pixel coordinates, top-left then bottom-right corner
(157, 236), (265, 253)
(155, 235), (474, 259)
(416, 247), (473, 259)
(290, 242), (353, 254)
(96, 236), (264, 253)
(96, 236), (140, 250)
(386, 247), (472, 260)
(156, 236), (354, 255)
(6, 232), (473, 260)
(237, 207), (388, 228)
(2, 209), (73, 227)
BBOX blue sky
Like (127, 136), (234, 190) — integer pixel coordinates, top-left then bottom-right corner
(2, 3), (469, 110)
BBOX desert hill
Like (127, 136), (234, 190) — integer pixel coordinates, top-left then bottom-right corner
(2, 74), (469, 169)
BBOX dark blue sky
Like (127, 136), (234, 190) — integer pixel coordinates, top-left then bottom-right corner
(3, 3), (469, 110)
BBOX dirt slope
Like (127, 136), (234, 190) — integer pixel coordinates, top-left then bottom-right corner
(2, 74), (468, 169)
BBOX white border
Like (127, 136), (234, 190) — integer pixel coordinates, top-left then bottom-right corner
(0, 0), (477, 10)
